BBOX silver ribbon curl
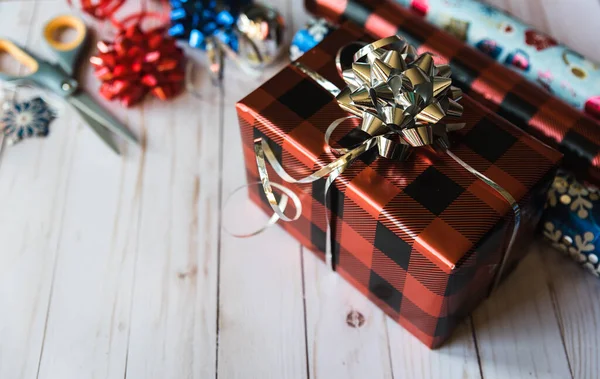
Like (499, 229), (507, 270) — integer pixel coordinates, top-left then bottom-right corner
(330, 36), (465, 158)
(249, 36), (520, 290)
(185, 33), (263, 96)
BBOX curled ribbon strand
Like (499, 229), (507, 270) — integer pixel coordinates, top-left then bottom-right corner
(68, 0), (170, 27)
(242, 35), (520, 289)
(67, 0), (126, 21)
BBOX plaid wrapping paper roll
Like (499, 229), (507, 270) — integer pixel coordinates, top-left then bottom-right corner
(392, 0), (600, 120)
(305, 0), (600, 185)
(542, 172), (600, 277)
(236, 23), (562, 348)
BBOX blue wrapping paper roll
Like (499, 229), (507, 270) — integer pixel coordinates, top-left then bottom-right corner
(169, 0), (251, 50)
(542, 172), (600, 277)
(289, 18), (335, 61)
(393, 0), (600, 121)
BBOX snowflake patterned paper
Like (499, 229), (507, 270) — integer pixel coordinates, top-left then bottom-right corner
(1, 97), (56, 145)
(542, 172), (600, 277)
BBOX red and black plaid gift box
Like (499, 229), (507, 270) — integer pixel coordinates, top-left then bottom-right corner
(236, 23), (562, 348)
(306, 0), (600, 185)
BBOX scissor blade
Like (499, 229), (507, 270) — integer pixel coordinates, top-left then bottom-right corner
(73, 106), (121, 154)
(69, 92), (138, 144)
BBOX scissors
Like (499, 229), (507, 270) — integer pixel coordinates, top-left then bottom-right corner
(0, 15), (137, 154)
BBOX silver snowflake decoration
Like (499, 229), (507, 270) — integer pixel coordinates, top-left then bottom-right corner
(1, 97), (56, 145)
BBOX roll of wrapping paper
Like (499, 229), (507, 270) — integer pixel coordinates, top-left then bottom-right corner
(305, 0), (600, 185)
(392, 0), (600, 121)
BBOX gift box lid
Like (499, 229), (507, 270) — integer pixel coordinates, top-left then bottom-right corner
(237, 22), (563, 273)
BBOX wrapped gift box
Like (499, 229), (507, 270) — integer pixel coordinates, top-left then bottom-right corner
(288, 16), (600, 281)
(305, 0), (600, 185)
(236, 23), (562, 348)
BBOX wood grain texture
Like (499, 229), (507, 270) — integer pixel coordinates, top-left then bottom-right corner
(123, 89), (219, 379)
(0, 0), (599, 378)
(0, 2), (74, 378)
(101, 4), (219, 379)
(31, 0), (143, 376)
(303, 253), (394, 379)
(218, 83), (308, 379)
(541, 243), (600, 379)
(217, 1), (309, 378)
(387, 318), (482, 378)
(473, 250), (573, 379)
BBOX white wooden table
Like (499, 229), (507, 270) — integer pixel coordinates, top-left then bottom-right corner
(1, 0), (599, 378)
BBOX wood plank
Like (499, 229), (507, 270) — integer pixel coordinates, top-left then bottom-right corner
(117, 11), (218, 379)
(122, 90), (219, 379)
(0, 0), (39, 153)
(24, 1), (144, 377)
(24, 1), (220, 376)
(216, 1), (310, 377)
(217, 201), (307, 379)
(540, 242), (600, 379)
(0, 3), (71, 379)
(387, 318), (481, 378)
(218, 87), (308, 377)
(303, 255), (394, 379)
(473, 248), (572, 379)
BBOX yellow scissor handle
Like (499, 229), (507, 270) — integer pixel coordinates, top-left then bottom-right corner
(0, 39), (39, 75)
(43, 15), (86, 52)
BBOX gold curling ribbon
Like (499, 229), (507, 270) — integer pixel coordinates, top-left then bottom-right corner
(239, 36), (520, 291)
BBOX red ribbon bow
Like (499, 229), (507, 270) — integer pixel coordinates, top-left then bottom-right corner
(90, 24), (185, 107)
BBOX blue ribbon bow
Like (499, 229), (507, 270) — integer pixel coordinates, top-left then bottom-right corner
(169, 0), (251, 51)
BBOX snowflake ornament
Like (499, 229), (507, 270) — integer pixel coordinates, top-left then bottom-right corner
(1, 97), (56, 145)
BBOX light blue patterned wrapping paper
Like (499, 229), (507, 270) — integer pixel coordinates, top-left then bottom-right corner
(394, 0), (600, 120)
